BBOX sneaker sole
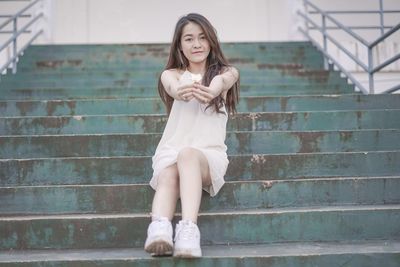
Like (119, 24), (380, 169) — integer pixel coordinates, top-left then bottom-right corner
(173, 248), (202, 258)
(144, 238), (173, 256)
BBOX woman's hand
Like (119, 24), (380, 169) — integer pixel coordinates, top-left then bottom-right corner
(192, 67), (239, 104)
(192, 82), (219, 104)
(176, 83), (195, 102)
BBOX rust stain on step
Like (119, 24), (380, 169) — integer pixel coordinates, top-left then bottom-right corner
(293, 132), (325, 153)
(15, 101), (35, 116)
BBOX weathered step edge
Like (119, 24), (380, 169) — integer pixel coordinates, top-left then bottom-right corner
(0, 205), (399, 250)
(1, 151), (400, 186)
(0, 177), (399, 215)
(1, 241), (400, 267)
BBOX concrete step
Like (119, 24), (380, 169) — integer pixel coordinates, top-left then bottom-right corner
(0, 84), (355, 100)
(0, 72), (345, 89)
(17, 51), (324, 70)
(19, 52), (323, 63)
(1, 110), (398, 135)
(25, 41), (316, 51)
(22, 42), (318, 55)
(1, 151), (399, 186)
(11, 63), (315, 75)
(0, 94), (397, 117)
(1, 177), (398, 215)
(19, 42), (322, 59)
(1, 130), (399, 159)
(22, 42), (320, 56)
(0, 205), (399, 249)
(2, 240), (398, 266)
(16, 58), (324, 73)
(16, 62), (324, 75)
(3, 68), (336, 82)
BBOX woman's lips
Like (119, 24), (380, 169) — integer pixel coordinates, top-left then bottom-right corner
(192, 51), (203, 54)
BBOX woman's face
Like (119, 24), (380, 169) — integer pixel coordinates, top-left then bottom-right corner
(180, 22), (210, 65)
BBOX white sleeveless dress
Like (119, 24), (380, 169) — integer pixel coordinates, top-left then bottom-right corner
(150, 70), (229, 197)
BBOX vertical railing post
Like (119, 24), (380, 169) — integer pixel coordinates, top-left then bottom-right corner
(367, 46), (374, 94)
(322, 14), (328, 69)
(12, 17), (18, 74)
(379, 0), (384, 35)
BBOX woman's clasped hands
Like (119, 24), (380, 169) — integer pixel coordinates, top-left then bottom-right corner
(177, 82), (218, 104)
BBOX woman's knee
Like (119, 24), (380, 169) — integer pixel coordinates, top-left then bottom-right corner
(177, 147), (200, 163)
(157, 165), (179, 189)
(177, 147), (211, 183)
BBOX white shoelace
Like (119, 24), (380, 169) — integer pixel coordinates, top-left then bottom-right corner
(175, 221), (197, 241)
(150, 216), (171, 232)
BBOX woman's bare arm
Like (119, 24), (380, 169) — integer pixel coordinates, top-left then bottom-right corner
(192, 66), (239, 103)
(160, 70), (181, 99)
(219, 66), (240, 91)
(160, 70), (194, 101)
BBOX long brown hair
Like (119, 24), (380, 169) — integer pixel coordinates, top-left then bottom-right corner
(158, 13), (240, 116)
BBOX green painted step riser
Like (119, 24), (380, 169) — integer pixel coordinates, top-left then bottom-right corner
(1, 152), (399, 186)
(15, 63), (324, 73)
(26, 42), (315, 50)
(11, 64), (313, 75)
(0, 81), (347, 91)
(1, 254), (400, 267)
(0, 78), (346, 92)
(18, 55), (322, 67)
(1, 110), (398, 135)
(1, 209), (399, 249)
(22, 45), (320, 57)
(23, 44), (320, 54)
(16, 56), (324, 68)
(22, 51), (320, 62)
(1, 178), (398, 215)
(2, 69), (334, 82)
(1, 76), (345, 89)
(2, 71), (342, 84)
(15, 61), (323, 73)
(11, 61), (323, 74)
(0, 83), (353, 96)
(1, 94), (397, 117)
(0, 87), (354, 100)
(1, 130), (399, 159)
(19, 52), (323, 63)
(16, 59), (322, 71)
(24, 44), (318, 56)
(15, 60), (323, 72)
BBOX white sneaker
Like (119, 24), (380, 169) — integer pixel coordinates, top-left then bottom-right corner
(144, 216), (173, 256)
(173, 220), (202, 258)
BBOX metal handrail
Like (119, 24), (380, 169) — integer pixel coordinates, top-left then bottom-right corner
(298, 0), (400, 94)
(0, 0), (43, 76)
(298, 12), (369, 71)
(309, 10), (400, 14)
(0, 0), (40, 29)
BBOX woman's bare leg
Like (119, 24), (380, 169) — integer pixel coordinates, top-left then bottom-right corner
(177, 147), (211, 223)
(151, 164), (180, 221)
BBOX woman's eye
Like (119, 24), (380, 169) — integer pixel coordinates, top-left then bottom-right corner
(185, 38), (192, 42)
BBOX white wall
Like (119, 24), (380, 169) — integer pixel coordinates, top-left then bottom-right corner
(36, 0), (305, 44)
(2, 0), (397, 44)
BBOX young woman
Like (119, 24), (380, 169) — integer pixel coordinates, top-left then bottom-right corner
(144, 13), (240, 258)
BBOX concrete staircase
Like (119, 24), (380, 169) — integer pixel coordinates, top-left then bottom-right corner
(0, 42), (399, 266)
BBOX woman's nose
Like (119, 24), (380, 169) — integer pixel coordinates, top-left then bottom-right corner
(193, 38), (201, 48)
